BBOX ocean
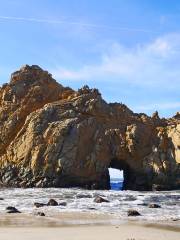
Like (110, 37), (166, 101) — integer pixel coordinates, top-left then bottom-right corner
(0, 181), (179, 223)
(110, 178), (123, 190)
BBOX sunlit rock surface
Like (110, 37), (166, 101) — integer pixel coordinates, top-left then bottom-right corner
(0, 65), (179, 190)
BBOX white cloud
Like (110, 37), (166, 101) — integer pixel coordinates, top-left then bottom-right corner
(109, 168), (123, 179)
(147, 38), (171, 56)
(52, 33), (180, 88)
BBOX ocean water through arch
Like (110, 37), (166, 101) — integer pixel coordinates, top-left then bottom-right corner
(109, 168), (124, 190)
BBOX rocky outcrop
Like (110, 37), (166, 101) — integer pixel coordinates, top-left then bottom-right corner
(0, 65), (179, 190)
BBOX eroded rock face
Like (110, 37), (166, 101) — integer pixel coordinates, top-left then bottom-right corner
(0, 65), (179, 190)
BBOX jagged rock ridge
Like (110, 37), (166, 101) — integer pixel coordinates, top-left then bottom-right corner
(0, 65), (179, 190)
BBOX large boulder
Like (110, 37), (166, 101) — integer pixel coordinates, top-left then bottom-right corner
(0, 65), (179, 190)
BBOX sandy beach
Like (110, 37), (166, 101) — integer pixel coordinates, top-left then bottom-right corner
(0, 213), (179, 240)
(0, 223), (179, 240)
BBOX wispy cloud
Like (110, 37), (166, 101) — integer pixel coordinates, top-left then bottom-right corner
(0, 15), (159, 33)
(52, 33), (180, 88)
(134, 102), (180, 111)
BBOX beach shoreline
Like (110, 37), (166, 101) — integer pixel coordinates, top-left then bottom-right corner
(0, 187), (179, 239)
(0, 212), (179, 227)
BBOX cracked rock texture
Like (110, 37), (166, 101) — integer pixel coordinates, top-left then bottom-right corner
(0, 65), (179, 190)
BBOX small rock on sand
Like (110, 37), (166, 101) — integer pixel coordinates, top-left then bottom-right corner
(47, 199), (58, 206)
(6, 206), (21, 213)
(127, 209), (141, 216)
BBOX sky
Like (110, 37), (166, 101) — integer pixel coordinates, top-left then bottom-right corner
(109, 168), (123, 179)
(0, 0), (180, 117)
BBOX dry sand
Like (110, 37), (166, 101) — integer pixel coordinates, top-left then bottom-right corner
(0, 224), (179, 240)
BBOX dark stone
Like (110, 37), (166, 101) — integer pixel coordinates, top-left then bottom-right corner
(127, 209), (141, 216)
(94, 196), (109, 203)
(35, 212), (45, 216)
(34, 202), (46, 208)
(47, 199), (58, 206)
(6, 206), (21, 213)
(0, 198), (4, 200)
(148, 203), (161, 208)
(59, 202), (67, 206)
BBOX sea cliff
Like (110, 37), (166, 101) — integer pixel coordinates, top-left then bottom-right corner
(0, 65), (179, 190)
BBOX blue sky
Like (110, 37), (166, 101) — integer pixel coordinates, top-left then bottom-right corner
(0, 0), (180, 117)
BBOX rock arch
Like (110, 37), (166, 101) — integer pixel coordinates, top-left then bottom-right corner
(0, 65), (179, 190)
(108, 157), (150, 191)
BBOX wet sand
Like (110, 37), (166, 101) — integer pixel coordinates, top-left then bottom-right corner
(0, 213), (179, 240)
